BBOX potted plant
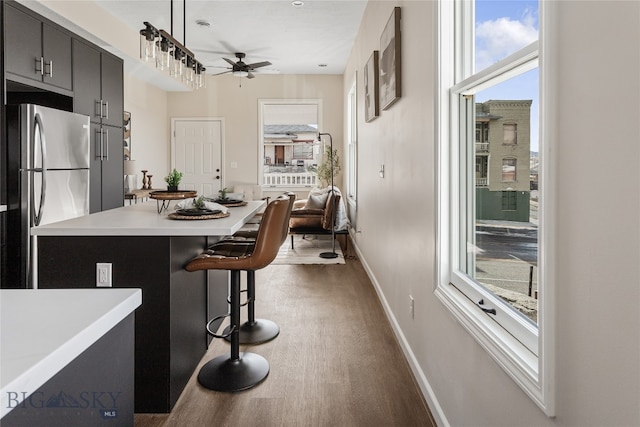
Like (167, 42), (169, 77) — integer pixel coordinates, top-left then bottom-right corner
(217, 187), (230, 200)
(164, 168), (183, 192)
(317, 146), (341, 187)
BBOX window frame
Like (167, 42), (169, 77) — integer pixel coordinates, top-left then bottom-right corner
(435, 0), (555, 416)
(502, 157), (517, 182)
(347, 79), (358, 204)
(503, 123), (517, 145)
(258, 99), (323, 190)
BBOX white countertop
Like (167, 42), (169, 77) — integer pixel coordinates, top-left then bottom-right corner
(31, 200), (265, 237)
(0, 288), (142, 418)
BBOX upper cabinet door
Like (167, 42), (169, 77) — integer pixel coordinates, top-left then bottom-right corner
(72, 40), (102, 122)
(42, 24), (72, 91)
(4, 4), (72, 92)
(4, 5), (42, 83)
(100, 54), (124, 128)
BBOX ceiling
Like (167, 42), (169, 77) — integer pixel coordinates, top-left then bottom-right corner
(94, 0), (368, 76)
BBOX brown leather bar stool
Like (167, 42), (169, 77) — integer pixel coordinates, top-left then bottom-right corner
(212, 192), (295, 344)
(185, 195), (291, 392)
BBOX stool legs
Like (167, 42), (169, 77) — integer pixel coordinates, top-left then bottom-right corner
(223, 270), (280, 344)
(197, 270), (269, 392)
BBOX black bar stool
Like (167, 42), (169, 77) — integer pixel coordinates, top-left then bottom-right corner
(210, 192), (295, 345)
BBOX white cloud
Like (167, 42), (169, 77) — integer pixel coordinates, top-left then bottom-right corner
(475, 11), (538, 71)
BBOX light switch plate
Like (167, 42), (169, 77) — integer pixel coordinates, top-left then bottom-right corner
(96, 263), (112, 287)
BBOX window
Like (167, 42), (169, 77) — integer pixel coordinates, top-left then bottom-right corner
(502, 158), (517, 181)
(501, 191), (517, 210)
(476, 122), (489, 143)
(347, 80), (357, 202)
(293, 144), (314, 160)
(259, 100), (322, 188)
(436, 0), (554, 415)
(503, 123), (517, 145)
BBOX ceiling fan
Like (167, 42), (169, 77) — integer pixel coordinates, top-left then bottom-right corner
(212, 52), (272, 79)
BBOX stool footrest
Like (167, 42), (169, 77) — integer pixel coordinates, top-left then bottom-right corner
(227, 289), (251, 307)
(223, 318), (280, 345)
(206, 315), (234, 339)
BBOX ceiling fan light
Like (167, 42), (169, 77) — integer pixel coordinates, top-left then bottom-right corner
(233, 70), (249, 78)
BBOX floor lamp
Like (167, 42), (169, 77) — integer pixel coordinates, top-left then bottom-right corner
(318, 132), (338, 259)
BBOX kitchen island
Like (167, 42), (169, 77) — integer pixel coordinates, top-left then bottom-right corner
(32, 200), (265, 413)
(1, 288), (141, 426)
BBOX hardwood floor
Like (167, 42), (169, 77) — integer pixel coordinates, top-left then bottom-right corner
(134, 253), (436, 427)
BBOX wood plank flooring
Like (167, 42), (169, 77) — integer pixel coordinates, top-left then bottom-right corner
(134, 253), (436, 427)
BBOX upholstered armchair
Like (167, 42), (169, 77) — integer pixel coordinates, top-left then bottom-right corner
(289, 191), (340, 231)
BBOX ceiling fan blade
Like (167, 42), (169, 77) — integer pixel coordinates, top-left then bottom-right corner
(223, 57), (237, 66)
(247, 72), (256, 79)
(247, 61), (272, 69)
(213, 70), (232, 76)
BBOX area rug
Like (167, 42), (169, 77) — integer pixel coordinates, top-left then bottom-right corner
(273, 235), (345, 265)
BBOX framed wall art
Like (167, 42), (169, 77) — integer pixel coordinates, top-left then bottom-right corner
(379, 7), (401, 110)
(123, 111), (132, 160)
(364, 50), (380, 122)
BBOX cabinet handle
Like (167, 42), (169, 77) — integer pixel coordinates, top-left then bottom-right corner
(102, 101), (109, 119)
(35, 57), (44, 76)
(103, 128), (109, 160)
(44, 60), (53, 77)
(95, 100), (103, 119)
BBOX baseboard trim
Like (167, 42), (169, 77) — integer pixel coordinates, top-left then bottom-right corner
(350, 234), (449, 427)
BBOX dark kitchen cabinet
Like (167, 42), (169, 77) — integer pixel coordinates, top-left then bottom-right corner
(100, 52), (124, 128)
(90, 122), (124, 213)
(4, 3), (72, 92)
(74, 39), (124, 212)
(72, 39), (123, 128)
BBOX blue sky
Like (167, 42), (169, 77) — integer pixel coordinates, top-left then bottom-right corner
(474, 0), (539, 151)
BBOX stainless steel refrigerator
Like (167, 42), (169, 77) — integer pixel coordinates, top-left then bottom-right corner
(5, 104), (90, 288)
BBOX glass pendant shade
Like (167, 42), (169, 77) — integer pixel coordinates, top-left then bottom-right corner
(139, 23), (158, 62)
(172, 48), (184, 77)
(157, 38), (172, 71)
(184, 56), (195, 83)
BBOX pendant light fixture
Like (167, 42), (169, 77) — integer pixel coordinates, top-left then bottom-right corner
(139, 0), (206, 89)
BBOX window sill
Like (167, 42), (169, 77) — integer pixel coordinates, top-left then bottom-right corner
(435, 282), (553, 415)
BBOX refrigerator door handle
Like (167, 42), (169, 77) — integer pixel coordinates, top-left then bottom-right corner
(95, 128), (103, 160)
(103, 128), (109, 160)
(33, 112), (47, 226)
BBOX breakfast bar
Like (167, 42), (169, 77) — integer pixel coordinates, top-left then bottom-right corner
(32, 200), (266, 413)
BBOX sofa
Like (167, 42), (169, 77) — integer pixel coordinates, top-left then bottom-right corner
(288, 188), (349, 249)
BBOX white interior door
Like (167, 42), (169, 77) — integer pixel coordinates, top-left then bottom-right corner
(172, 119), (223, 197)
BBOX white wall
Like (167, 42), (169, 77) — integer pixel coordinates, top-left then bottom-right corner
(344, 1), (640, 425)
(165, 74), (343, 199)
(123, 74), (169, 189)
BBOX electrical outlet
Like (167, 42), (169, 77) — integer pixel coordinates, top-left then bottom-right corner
(97, 263), (112, 287)
(409, 295), (415, 319)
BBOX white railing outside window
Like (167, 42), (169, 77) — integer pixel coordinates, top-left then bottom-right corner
(263, 172), (317, 187)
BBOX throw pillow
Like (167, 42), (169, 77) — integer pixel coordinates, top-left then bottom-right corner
(307, 192), (328, 209)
